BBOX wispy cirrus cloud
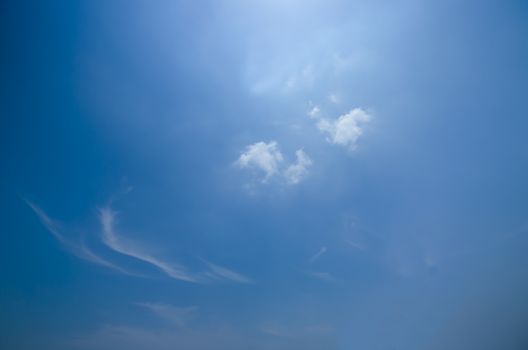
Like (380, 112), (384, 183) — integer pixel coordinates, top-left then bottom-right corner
(306, 271), (336, 283)
(344, 239), (367, 252)
(98, 207), (200, 283)
(308, 246), (327, 264)
(202, 260), (253, 284)
(137, 302), (197, 328)
(99, 206), (254, 284)
(26, 199), (254, 285)
(25, 200), (136, 276)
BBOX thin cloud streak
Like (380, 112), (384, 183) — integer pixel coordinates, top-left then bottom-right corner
(344, 239), (367, 252)
(98, 207), (200, 283)
(137, 302), (197, 328)
(203, 260), (253, 284)
(306, 271), (336, 283)
(309, 246), (327, 264)
(26, 200), (254, 285)
(25, 199), (136, 276)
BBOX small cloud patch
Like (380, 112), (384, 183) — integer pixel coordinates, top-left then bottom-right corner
(236, 141), (312, 185)
(317, 108), (371, 151)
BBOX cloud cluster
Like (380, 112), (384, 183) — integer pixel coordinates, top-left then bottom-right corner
(316, 108), (372, 151)
(235, 141), (312, 185)
(235, 141), (284, 180)
(234, 105), (371, 188)
(26, 200), (252, 285)
(202, 260), (254, 284)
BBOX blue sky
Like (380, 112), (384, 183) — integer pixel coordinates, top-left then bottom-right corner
(1, 0), (528, 349)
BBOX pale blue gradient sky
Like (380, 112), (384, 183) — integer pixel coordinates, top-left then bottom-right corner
(1, 1), (528, 349)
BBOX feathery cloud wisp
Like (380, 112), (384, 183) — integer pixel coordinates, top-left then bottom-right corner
(99, 208), (254, 284)
(99, 207), (200, 283)
(26, 200), (254, 284)
(202, 260), (253, 284)
(137, 302), (197, 328)
(309, 246), (327, 264)
(25, 200), (134, 275)
(306, 271), (336, 282)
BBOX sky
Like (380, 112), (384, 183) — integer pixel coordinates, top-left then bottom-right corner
(1, 0), (528, 349)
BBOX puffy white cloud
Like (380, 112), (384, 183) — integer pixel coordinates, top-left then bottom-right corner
(236, 142), (312, 185)
(235, 141), (284, 181)
(284, 149), (312, 184)
(317, 108), (371, 151)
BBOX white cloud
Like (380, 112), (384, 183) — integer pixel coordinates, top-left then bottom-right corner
(284, 149), (312, 184)
(317, 108), (371, 151)
(137, 302), (197, 328)
(25, 199), (66, 243)
(236, 142), (312, 185)
(99, 207), (254, 284)
(235, 141), (284, 181)
(308, 246), (327, 264)
(26, 199), (254, 285)
(99, 207), (200, 283)
(345, 239), (367, 252)
(259, 323), (293, 338)
(307, 105), (320, 118)
(306, 271), (336, 282)
(25, 200), (135, 276)
(203, 260), (253, 284)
